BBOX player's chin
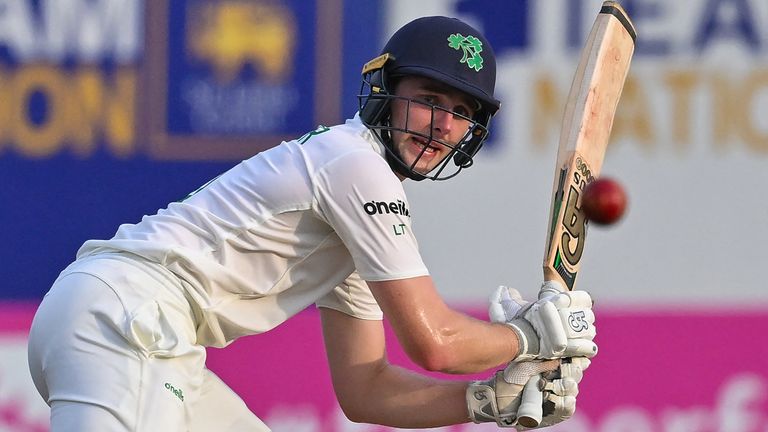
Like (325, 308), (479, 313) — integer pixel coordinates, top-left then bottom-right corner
(412, 154), (450, 175)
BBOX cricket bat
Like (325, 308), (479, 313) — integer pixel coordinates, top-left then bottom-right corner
(517, 2), (636, 427)
(543, 1), (636, 293)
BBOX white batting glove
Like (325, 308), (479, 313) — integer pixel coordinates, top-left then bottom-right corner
(489, 284), (529, 321)
(489, 282), (598, 361)
(466, 357), (590, 429)
(515, 357), (591, 430)
(466, 359), (560, 427)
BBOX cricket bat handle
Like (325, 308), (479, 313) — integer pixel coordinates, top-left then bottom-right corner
(540, 280), (567, 298)
(516, 281), (567, 427)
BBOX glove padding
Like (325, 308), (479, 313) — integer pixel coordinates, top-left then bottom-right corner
(517, 357), (591, 429)
(466, 357), (590, 429)
(467, 359), (560, 427)
(490, 282), (597, 361)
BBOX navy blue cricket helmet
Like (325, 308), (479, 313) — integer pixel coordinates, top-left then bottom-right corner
(359, 16), (501, 181)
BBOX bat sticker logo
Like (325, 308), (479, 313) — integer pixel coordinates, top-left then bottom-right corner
(553, 250), (577, 289)
(561, 184), (586, 266)
(552, 158), (594, 290)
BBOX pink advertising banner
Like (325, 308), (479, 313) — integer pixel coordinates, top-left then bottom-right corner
(207, 307), (768, 431)
(2, 303), (767, 431)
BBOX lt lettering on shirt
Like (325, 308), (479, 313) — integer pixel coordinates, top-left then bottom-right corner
(393, 223), (407, 236)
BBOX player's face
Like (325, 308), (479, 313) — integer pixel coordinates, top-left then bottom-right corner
(389, 76), (476, 177)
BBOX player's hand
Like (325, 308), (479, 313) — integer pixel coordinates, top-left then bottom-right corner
(489, 282), (597, 361)
(466, 359), (559, 427)
(515, 357), (591, 430)
(466, 357), (590, 429)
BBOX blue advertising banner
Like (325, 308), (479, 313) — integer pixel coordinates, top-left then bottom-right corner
(1, 0), (381, 300)
(146, 0), (348, 159)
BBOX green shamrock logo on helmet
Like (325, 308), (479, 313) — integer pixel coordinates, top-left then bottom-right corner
(447, 33), (484, 72)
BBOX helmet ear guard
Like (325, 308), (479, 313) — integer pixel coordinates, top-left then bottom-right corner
(453, 121), (489, 168)
(359, 54), (393, 126)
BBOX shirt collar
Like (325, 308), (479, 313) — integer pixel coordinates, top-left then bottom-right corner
(349, 113), (387, 158)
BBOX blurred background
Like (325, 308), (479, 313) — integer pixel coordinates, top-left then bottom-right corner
(1, 0), (767, 430)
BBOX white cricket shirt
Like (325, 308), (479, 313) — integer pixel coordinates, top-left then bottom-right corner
(77, 116), (429, 347)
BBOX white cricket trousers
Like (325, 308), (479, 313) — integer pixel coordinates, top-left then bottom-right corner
(27, 254), (270, 431)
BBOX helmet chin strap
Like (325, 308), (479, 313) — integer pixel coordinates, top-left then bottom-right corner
(372, 127), (428, 181)
(369, 111), (474, 181)
(385, 149), (428, 181)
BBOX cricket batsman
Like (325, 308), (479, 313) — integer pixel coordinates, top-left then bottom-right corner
(28, 16), (597, 431)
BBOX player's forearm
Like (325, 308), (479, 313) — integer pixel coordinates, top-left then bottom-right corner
(369, 278), (521, 373)
(342, 362), (470, 428)
(417, 310), (520, 374)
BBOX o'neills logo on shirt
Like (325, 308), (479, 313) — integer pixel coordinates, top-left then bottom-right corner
(363, 200), (411, 217)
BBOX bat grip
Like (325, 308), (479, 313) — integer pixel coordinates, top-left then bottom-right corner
(539, 280), (567, 299)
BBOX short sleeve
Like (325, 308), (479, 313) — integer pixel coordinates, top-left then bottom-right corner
(312, 150), (429, 281)
(315, 271), (383, 320)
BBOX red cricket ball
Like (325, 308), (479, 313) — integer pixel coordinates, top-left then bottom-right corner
(581, 177), (628, 225)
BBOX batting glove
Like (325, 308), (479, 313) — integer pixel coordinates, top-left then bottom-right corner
(466, 357), (590, 429)
(489, 282), (597, 361)
(515, 357), (591, 429)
